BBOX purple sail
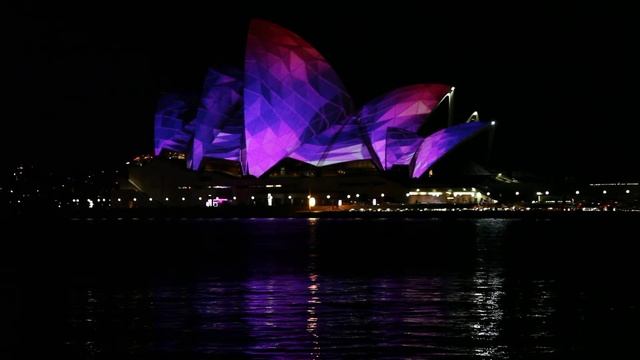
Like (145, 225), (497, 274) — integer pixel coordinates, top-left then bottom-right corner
(385, 127), (424, 168)
(153, 93), (195, 156)
(152, 20), (491, 179)
(359, 84), (451, 170)
(289, 115), (371, 166)
(411, 122), (489, 178)
(243, 19), (353, 177)
(290, 84), (451, 168)
(190, 68), (244, 170)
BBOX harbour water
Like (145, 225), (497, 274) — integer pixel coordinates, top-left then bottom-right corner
(1, 216), (638, 358)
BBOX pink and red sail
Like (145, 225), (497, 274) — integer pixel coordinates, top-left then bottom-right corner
(243, 20), (353, 176)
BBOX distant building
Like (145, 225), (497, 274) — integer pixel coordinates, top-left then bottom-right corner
(139, 19), (498, 208)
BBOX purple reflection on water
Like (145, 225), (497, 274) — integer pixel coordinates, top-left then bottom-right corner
(243, 276), (313, 354)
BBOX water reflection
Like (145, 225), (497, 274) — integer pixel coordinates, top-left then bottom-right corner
(471, 219), (507, 357)
(8, 217), (636, 358)
(307, 218), (321, 359)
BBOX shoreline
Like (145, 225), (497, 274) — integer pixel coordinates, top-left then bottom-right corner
(3, 207), (639, 221)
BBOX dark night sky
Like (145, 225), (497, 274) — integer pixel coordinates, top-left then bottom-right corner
(6, 2), (639, 178)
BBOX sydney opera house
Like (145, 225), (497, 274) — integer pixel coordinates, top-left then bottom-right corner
(131, 19), (496, 207)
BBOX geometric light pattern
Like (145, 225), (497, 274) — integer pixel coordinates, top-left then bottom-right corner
(243, 19), (353, 176)
(358, 84), (451, 170)
(385, 127), (424, 168)
(411, 121), (489, 178)
(190, 68), (244, 170)
(153, 19), (488, 178)
(289, 115), (372, 167)
(153, 93), (196, 156)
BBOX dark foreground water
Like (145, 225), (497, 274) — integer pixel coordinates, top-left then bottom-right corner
(1, 216), (639, 359)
